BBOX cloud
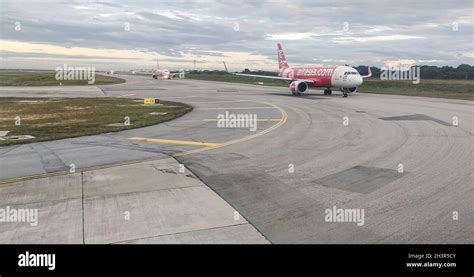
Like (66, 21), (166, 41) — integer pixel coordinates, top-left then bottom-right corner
(0, 0), (472, 70)
(333, 35), (424, 43)
(266, 33), (316, 41)
(462, 52), (474, 58)
(383, 59), (417, 67)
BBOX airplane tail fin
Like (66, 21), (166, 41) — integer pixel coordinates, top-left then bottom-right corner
(277, 43), (289, 70)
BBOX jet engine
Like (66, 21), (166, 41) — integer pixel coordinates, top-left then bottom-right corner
(290, 81), (308, 95)
(341, 87), (357, 93)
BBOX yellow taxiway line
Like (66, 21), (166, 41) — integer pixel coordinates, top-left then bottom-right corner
(128, 137), (222, 147)
(174, 101), (288, 157)
(0, 100), (287, 185)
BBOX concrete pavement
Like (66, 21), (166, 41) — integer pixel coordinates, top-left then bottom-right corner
(0, 75), (472, 243)
(0, 157), (268, 244)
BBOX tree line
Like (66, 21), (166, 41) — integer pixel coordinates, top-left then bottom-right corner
(354, 64), (473, 80)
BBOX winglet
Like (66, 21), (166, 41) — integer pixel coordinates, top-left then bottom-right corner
(362, 66), (372, 78)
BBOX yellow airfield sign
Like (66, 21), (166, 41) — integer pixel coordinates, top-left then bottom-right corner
(144, 98), (160, 104)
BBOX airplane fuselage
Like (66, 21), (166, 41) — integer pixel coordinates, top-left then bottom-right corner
(279, 65), (363, 89)
(152, 69), (171, 79)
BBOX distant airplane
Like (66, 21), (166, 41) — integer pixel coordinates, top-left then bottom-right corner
(152, 69), (184, 79)
(152, 61), (184, 79)
(231, 43), (371, 97)
(132, 63), (183, 79)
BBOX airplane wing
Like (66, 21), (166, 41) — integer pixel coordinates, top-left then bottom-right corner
(232, 73), (314, 84)
(169, 72), (185, 78)
(223, 62), (314, 84)
(132, 71), (154, 75)
(362, 66), (372, 78)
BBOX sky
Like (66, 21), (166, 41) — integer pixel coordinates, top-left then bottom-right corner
(0, 0), (473, 71)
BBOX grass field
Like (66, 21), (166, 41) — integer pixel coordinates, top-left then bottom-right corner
(0, 98), (192, 146)
(0, 71), (125, 86)
(359, 78), (474, 100)
(186, 73), (474, 100)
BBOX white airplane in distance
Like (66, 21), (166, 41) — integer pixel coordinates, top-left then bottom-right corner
(152, 69), (182, 79)
(152, 62), (185, 79)
(132, 63), (184, 79)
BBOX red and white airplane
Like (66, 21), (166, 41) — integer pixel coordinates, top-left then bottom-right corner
(233, 43), (371, 97)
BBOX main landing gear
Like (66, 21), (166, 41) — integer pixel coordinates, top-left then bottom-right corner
(323, 88), (332, 95)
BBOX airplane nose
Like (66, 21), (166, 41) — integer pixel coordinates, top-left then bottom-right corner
(356, 76), (363, 86)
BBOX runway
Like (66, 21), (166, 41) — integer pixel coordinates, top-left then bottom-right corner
(0, 75), (472, 243)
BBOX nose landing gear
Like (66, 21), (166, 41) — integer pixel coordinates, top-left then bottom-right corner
(323, 88), (332, 95)
(341, 88), (349, 98)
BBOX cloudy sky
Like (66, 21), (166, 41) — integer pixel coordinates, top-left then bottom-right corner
(0, 0), (472, 71)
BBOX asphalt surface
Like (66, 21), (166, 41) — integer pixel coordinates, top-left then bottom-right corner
(0, 75), (472, 243)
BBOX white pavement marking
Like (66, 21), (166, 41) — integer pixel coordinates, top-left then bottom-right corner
(117, 94), (136, 97)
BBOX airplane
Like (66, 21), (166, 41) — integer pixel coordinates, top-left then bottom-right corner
(151, 61), (184, 79)
(152, 68), (186, 79)
(152, 69), (179, 79)
(132, 62), (184, 79)
(230, 43), (371, 97)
